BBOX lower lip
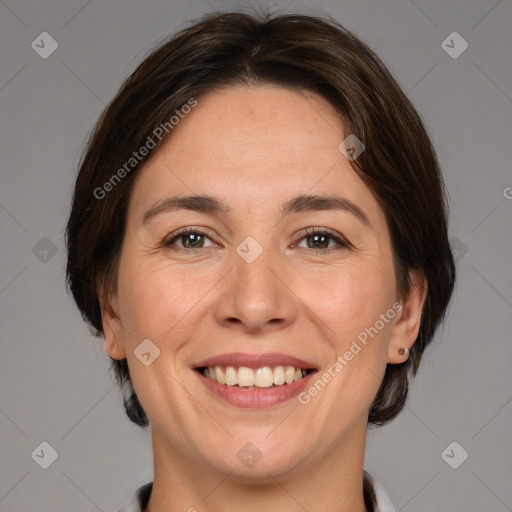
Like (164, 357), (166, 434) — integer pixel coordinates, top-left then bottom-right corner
(195, 370), (318, 408)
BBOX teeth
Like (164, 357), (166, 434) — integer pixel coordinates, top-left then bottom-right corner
(225, 366), (237, 385)
(255, 367), (274, 387)
(202, 365), (309, 388)
(238, 367), (255, 387)
(273, 366), (285, 385)
(214, 367), (225, 385)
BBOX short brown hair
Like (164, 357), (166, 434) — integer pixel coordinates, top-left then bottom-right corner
(66, 11), (455, 427)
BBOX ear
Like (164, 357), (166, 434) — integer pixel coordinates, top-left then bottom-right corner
(98, 280), (126, 360)
(387, 270), (428, 364)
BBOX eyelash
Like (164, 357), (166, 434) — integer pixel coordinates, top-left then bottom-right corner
(296, 227), (351, 254)
(162, 226), (351, 255)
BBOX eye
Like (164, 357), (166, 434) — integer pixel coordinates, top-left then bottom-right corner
(162, 227), (350, 253)
(163, 227), (218, 250)
(295, 228), (350, 254)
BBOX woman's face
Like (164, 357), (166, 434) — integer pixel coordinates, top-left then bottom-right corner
(104, 85), (419, 479)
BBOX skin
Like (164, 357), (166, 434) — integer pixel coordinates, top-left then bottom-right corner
(102, 85), (427, 512)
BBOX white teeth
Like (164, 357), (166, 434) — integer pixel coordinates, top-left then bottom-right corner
(255, 367), (274, 387)
(214, 367), (225, 385)
(285, 366), (295, 384)
(225, 366), (238, 385)
(203, 365), (309, 388)
(237, 367), (254, 387)
(273, 366), (285, 385)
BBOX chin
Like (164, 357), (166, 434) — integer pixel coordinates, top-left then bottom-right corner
(202, 437), (309, 481)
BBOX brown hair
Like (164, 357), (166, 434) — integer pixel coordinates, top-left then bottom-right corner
(66, 11), (455, 428)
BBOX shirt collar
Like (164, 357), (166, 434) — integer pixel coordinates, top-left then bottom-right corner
(365, 471), (396, 512)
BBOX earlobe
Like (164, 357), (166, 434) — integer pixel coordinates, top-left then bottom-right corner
(100, 289), (127, 360)
(387, 271), (427, 364)
(103, 318), (126, 360)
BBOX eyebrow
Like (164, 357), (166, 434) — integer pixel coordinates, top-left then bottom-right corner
(142, 195), (231, 223)
(281, 194), (371, 227)
(142, 194), (371, 228)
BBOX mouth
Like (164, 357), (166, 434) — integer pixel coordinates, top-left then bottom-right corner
(192, 352), (319, 406)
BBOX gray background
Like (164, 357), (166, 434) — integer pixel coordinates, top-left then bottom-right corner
(0, 0), (511, 511)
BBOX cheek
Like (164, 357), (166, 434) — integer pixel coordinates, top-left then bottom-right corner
(115, 254), (223, 349)
(296, 261), (395, 348)
(295, 266), (395, 426)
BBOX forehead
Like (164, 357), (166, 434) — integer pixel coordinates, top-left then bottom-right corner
(128, 86), (382, 225)
(167, 85), (345, 167)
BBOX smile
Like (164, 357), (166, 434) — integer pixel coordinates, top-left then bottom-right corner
(193, 354), (318, 407)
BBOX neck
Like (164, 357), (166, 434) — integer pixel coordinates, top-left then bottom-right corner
(145, 422), (369, 512)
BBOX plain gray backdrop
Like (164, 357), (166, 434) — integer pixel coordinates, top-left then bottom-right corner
(1, 0), (511, 511)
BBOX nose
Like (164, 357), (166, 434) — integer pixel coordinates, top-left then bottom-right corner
(214, 246), (298, 334)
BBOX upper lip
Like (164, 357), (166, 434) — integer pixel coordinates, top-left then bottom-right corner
(193, 352), (318, 370)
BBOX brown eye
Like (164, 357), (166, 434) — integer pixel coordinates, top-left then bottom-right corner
(306, 233), (330, 249)
(296, 228), (350, 253)
(163, 228), (217, 249)
(177, 233), (205, 248)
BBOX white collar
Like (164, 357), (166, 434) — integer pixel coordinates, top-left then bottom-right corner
(366, 472), (396, 512)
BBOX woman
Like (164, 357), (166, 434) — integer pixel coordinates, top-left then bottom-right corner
(66, 11), (455, 512)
